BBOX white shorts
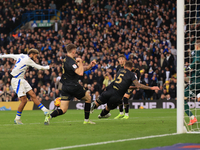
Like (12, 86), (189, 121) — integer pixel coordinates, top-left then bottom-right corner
(11, 78), (32, 97)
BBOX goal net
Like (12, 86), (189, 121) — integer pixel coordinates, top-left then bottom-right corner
(183, 0), (200, 133)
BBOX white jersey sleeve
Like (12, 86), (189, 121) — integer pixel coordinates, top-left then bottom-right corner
(27, 58), (49, 70)
(9, 54), (49, 79)
(0, 54), (20, 60)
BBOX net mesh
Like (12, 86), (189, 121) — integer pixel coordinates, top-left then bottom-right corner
(184, 0), (200, 132)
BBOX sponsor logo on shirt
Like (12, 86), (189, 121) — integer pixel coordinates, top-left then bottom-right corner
(72, 64), (77, 69)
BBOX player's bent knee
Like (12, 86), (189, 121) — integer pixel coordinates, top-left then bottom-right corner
(60, 101), (70, 113)
(86, 97), (91, 103)
(82, 92), (91, 103)
(61, 108), (67, 114)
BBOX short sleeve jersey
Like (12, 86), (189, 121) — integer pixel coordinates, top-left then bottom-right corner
(60, 55), (79, 85)
(112, 68), (137, 97)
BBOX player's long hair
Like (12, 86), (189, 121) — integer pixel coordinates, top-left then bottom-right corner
(28, 48), (39, 55)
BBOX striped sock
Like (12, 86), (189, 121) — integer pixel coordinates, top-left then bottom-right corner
(15, 111), (22, 120)
(38, 103), (48, 112)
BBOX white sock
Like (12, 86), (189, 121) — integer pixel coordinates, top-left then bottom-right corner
(125, 113), (129, 116)
(41, 107), (48, 112)
(84, 119), (89, 122)
(15, 115), (21, 120)
(120, 112), (124, 115)
(190, 115), (194, 120)
(38, 103), (48, 112)
(15, 111), (22, 120)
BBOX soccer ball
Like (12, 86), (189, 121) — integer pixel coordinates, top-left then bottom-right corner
(54, 97), (61, 107)
(139, 106), (144, 109)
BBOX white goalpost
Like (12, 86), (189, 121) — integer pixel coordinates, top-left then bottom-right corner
(177, 0), (200, 133)
(177, 0), (185, 133)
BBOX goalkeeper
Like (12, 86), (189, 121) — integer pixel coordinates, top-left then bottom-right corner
(184, 40), (200, 125)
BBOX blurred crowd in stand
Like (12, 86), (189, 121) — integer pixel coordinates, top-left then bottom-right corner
(0, 0), (181, 101)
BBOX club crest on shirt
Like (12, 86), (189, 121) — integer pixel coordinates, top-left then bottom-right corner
(72, 64), (77, 69)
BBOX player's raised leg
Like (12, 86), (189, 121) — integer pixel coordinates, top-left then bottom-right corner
(90, 98), (111, 119)
(0, 49), (50, 124)
(98, 95), (121, 119)
(98, 106), (111, 119)
(13, 78), (49, 124)
(27, 90), (49, 114)
(14, 90), (49, 124)
(44, 84), (95, 125)
(44, 99), (69, 125)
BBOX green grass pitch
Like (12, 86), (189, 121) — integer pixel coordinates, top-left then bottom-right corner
(0, 109), (200, 150)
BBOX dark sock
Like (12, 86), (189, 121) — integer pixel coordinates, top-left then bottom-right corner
(119, 101), (123, 112)
(123, 97), (129, 113)
(124, 104), (129, 113)
(100, 109), (110, 116)
(84, 103), (91, 119)
(51, 109), (64, 118)
(184, 100), (193, 117)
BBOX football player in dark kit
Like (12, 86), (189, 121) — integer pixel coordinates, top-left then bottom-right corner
(91, 61), (159, 118)
(44, 44), (96, 125)
(115, 54), (136, 119)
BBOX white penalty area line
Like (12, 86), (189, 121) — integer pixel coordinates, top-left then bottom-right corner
(44, 133), (179, 150)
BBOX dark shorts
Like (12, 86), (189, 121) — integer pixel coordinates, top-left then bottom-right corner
(125, 83), (134, 95)
(125, 89), (134, 95)
(97, 89), (122, 110)
(61, 84), (86, 101)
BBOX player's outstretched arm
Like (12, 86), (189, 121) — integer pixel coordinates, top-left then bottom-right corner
(132, 80), (160, 90)
(0, 54), (19, 60)
(28, 58), (49, 70)
(84, 60), (96, 71)
(129, 86), (137, 89)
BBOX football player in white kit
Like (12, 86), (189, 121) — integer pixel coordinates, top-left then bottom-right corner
(0, 48), (50, 124)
